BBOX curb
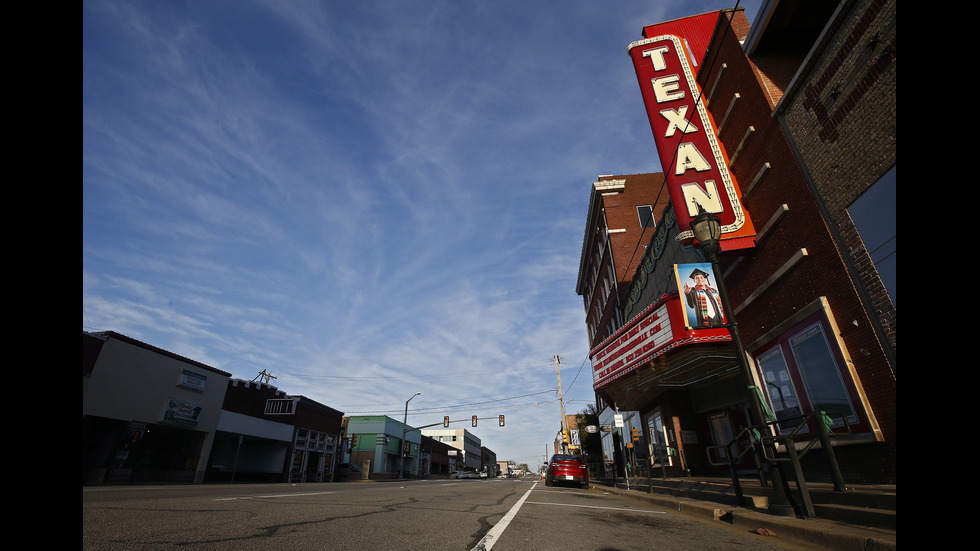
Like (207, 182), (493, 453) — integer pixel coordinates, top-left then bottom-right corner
(592, 483), (895, 551)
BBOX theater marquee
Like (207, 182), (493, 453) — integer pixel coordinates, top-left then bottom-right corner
(628, 33), (755, 251)
(591, 293), (731, 389)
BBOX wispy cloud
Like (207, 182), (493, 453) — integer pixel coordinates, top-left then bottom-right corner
(84, 0), (763, 463)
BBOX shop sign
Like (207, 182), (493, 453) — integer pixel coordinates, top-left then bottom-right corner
(591, 302), (673, 387)
(177, 369), (208, 391)
(161, 397), (202, 427)
(628, 33), (755, 250)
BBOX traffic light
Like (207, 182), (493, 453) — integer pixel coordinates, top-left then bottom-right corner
(631, 428), (640, 442)
(443, 416), (450, 428)
(471, 415), (478, 427)
(404, 441), (411, 454)
(562, 430), (569, 444)
(498, 415), (505, 427)
(351, 434), (358, 448)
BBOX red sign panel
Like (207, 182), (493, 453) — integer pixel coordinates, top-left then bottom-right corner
(628, 33), (755, 250)
(591, 294), (731, 390)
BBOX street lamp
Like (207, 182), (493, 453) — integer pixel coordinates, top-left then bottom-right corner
(399, 392), (421, 480)
(690, 208), (794, 516)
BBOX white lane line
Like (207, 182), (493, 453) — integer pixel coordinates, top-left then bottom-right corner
(524, 501), (667, 514)
(214, 491), (335, 501)
(470, 482), (537, 551)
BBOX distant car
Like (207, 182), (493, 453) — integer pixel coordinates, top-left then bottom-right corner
(450, 470), (479, 479)
(544, 454), (589, 488)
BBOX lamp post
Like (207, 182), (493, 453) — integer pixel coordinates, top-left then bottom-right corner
(690, 209), (794, 516)
(399, 392), (420, 480)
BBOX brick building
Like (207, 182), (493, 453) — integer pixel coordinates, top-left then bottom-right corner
(205, 378), (295, 483)
(579, 2), (895, 487)
(577, 173), (671, 347)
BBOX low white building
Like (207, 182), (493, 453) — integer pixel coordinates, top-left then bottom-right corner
(83, 331), (231, 484)
(420, 428), (481, 471)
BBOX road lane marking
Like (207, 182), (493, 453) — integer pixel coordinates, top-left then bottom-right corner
(524, 501), (667, 514)
(470, 482), (537, 551)
(214, 491), (335, 501)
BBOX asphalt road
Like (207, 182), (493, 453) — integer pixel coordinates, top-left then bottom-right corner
(82, 477), (818, 550)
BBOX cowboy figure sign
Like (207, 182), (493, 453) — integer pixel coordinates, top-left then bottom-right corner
(674, 263), (727, 329)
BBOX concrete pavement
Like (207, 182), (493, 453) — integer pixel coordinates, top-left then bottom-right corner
(589, 477), (895, 551)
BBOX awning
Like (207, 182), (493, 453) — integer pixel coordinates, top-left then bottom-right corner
(595, 341), (742, 409)
(591, 293), (742, 408)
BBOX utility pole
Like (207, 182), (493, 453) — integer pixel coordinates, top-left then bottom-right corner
(555, 354), (569, 454)
(253, 370), (277, 385)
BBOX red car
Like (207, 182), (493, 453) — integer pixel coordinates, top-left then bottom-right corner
(544, 454), (589, 488)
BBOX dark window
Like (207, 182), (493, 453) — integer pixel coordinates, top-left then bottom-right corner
(637, 205), (656, 227)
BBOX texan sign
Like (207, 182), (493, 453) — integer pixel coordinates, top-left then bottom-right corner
(628, 34), (755, 250)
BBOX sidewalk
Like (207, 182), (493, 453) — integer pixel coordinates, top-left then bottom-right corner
(590, 477), (895, 551)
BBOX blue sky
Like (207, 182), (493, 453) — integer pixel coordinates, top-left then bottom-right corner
(83, 0), (763, 467)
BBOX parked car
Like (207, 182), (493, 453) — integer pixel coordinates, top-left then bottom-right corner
(450, 470), (479, 479)
(543, 454), (589, 488)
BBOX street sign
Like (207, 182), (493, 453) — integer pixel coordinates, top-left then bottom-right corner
(614, 414), (624, 427)
(585, 425), (598, 433)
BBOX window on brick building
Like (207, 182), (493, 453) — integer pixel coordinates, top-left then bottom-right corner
(637, 205), (656, 228)
(265, 398), (297, 415)
(755, 313), (859, 434)
(848, 165), (896, 305)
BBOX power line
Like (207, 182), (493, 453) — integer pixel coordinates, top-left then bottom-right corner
(288, 359), (558, 381)
(338, 389), (557, 413)
(345, 400), (557, 416)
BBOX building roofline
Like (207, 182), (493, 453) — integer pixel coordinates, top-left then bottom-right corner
(85, 330), (232, 377)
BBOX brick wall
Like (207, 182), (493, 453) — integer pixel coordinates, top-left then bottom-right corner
(693, 3), (896, 481)
(780, 0), (897, 215)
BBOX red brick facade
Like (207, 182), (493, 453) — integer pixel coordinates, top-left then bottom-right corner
(583, 4), (895, 485)
(699, 5), (895, 482)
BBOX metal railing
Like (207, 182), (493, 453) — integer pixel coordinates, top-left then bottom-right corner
(706, 426), (766, 508)
(707, 410), (849, 517)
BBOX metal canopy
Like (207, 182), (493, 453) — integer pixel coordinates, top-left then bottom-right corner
(596, 342), (742, 410)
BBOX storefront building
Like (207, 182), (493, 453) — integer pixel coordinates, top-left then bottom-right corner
(421, 434), (455, 476)
(347, 416), (423, 476)
(84, 330), (346, 485)
(83, 331), (231, 484)
(420, 428), (483, 471)
(206, 378), (295, 483)
(285, 396), (344, 483)
(579, 3), (895, 485)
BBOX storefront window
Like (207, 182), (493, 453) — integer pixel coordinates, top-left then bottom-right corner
(647, 411), (671, 467)
(790, 323), (856, 426)
(757, 317), (857, 433)
(707, 412), (734, 461)
(758, 347), (802, 431)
